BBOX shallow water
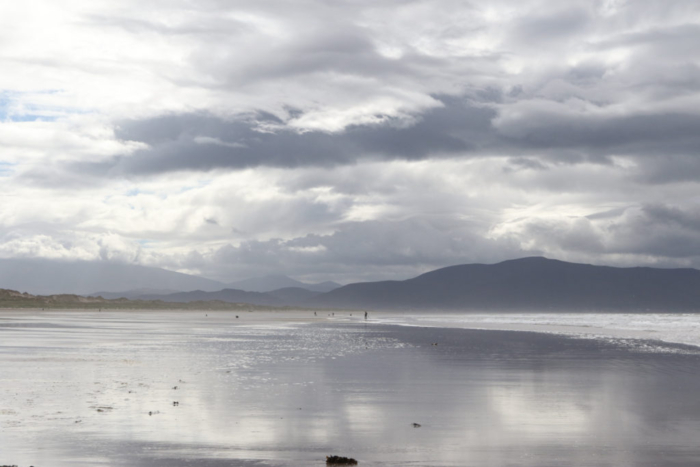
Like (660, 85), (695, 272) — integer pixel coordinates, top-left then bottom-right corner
(2, 310), (700, 466)
(373, 311), (700, 348)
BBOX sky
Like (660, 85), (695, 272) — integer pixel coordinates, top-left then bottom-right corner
(1, 0), (700, 284)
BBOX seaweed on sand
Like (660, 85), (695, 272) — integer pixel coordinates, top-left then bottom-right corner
(326, 455), (358, 465)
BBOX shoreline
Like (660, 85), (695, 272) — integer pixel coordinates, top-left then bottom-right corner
(365, 311), (700, 351)
(3, 311), (700, 466)
(5, 307), (700, 350)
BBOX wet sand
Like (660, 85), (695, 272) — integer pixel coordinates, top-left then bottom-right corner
(2, 309), (700, 466)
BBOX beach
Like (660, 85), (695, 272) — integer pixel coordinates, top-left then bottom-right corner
(2, 309), (700, 466)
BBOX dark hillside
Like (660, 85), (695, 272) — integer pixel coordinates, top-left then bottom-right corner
(311, 257), (700, 311)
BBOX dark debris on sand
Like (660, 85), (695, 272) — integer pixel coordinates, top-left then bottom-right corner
(326, 455), (358, 465)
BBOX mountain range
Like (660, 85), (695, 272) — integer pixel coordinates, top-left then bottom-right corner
(3, 257), (700, 311)
(0, 258), (341, 296)
(227, 275), (340, 293)
(311, 257), (700, 311)
(0, 258), (224, 295)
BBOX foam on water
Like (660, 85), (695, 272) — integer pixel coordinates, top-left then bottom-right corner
(373, 312), (700, 349)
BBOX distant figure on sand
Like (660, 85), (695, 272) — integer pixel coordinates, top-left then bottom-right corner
(364, 312), (368, 319)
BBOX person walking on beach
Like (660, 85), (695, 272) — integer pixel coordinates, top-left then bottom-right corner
(364, 311), (368, 319)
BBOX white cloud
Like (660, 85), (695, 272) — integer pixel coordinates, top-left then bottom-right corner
(1, 0), (700, 281)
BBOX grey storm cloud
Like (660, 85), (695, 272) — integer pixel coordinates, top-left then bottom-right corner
(633, 155), (700, 184)
(497, 109), (700, 157)
(509, 6), (593, 46)
(63, 95), (700, 183)
(70, 96), (495, 176)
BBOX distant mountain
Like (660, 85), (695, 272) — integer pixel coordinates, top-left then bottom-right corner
(141, 288), (284, 307)
(229, 274), (341, 293)
(0, 258), (226, 295)
(267, 287), (320, 305)
(309, 281), (343, 293)
(311, 257), (700, 311)
(229, 275), (302, 292)
(90, 288), (181, 300)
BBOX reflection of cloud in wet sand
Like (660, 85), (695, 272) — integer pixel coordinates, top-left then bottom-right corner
(488, 385), (591, 435)
(2, 310), (700, 466)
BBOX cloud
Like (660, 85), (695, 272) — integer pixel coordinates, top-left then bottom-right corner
(1, 0), (700, 282)
(56, 96), (493, 177)
(493, 203), (700, 268)
(177, 216), (527, 283)
(494, 101), (700, 158)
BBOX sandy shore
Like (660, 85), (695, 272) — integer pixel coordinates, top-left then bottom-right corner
(3, 310), (700, 466)
(0, 308), (368, 335)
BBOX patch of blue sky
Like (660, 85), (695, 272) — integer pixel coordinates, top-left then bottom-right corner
(177, 180), (212, 194)
(0, 89), (89, 123)
(125, 188), (156, 197)
(0, 92), (10, 121)
(8, 114), (60, 123)
(0, 162), (16, 177)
